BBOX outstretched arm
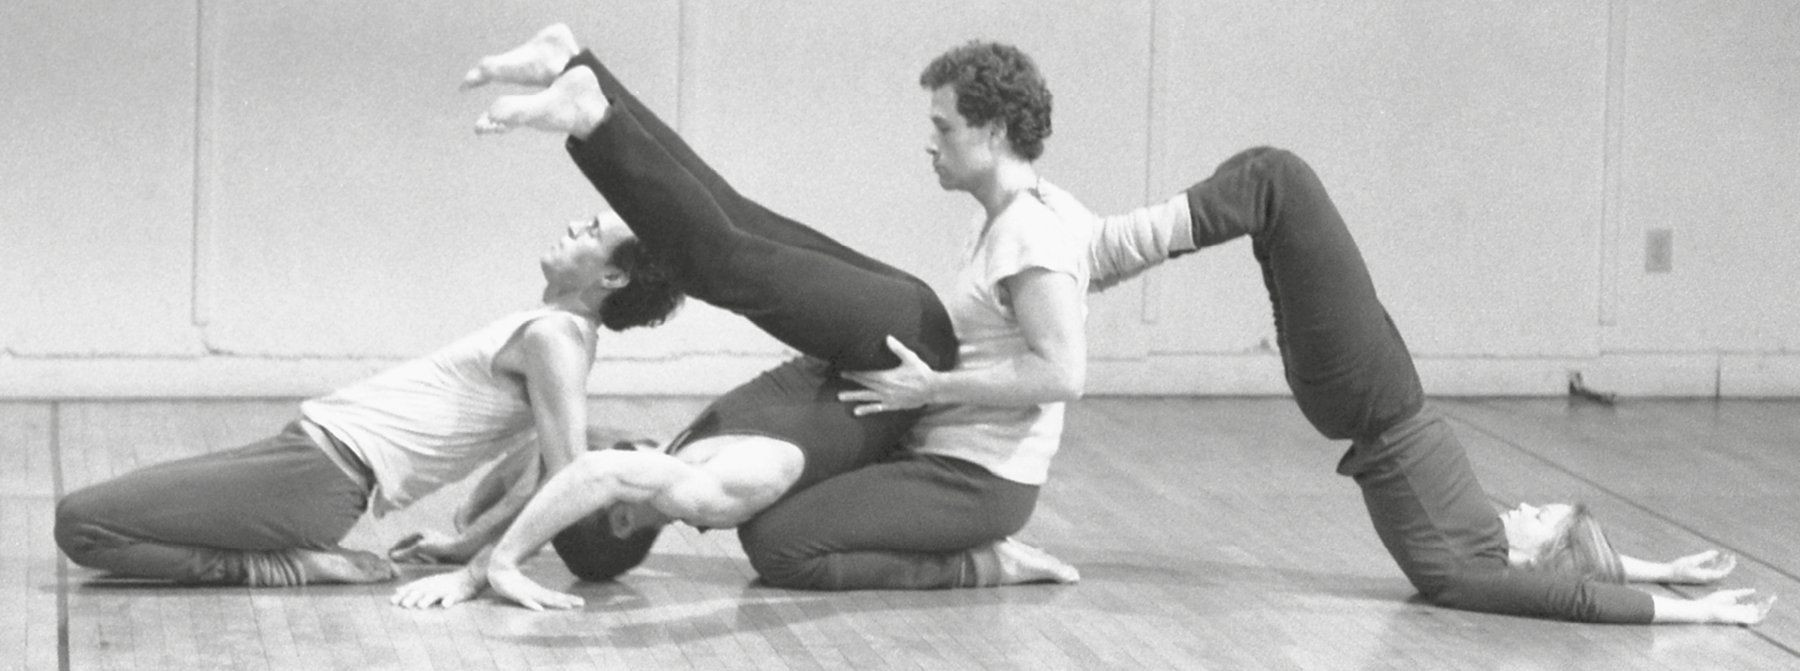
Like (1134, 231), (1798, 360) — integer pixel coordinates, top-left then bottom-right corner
(1433, 568), (1772, 625)
(485, 437), (801, 610)
(389, 314), (594, 609)
(1651, 590), (1776, 625)
(1622, 550), (1737, 584)
(1086, 192), (1197, 293)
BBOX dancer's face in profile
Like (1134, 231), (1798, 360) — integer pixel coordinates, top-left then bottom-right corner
(925, 86), (1000, 192)
(541, 212), (633, 288)
(1500, 502), (1574, 559)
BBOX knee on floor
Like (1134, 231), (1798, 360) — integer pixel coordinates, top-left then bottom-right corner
(52, 491), (119, 563)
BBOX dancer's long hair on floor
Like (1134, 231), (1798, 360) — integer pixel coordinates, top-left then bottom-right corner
(1525, 504), (1626, 583)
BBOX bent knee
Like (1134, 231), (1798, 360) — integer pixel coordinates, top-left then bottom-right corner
(1234, 146), (1313, 181)
(737, 526), (823, 590)
(54, 491), (121, 565)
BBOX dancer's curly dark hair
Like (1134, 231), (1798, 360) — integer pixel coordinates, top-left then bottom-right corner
(597, 236), (684, 331)
(919, 40), (1053, 160)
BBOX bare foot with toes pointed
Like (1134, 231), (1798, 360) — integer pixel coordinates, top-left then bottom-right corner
(463, 23), (582, 90)
(475, 66), (610, 137)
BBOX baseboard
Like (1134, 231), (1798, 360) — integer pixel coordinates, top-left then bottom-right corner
(2, 352), (1795, 399)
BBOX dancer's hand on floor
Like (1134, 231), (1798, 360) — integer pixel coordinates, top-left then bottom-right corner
(488, 565), (585, 611)
(1699, 589), (1775, 625)
(840, 336), (937, 416)
(1667, 550), (1736, 584)
(388, 530), (471, 565)
(390, 568), (485, 609)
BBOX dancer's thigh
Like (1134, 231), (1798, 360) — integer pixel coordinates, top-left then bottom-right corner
(58, 423), (365, 551)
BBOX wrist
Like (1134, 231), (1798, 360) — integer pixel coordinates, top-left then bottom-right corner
(487, 554), (521, 574)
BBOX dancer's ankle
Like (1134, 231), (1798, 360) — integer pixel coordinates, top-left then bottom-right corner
(291, 547), (398, 584)
(971, 538), (1080, 587)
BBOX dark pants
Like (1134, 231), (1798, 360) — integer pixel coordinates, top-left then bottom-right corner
(563, 51), (956, 374)
(737, 452), (1038, 590)
(1183, 146), (1423, 440)
(1191, 148), (1503, 597)
(552, 53), (988, 585)
(53, 422), (368, 583)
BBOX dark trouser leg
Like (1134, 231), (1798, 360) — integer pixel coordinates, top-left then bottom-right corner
(561, 55), (955, 372)
(53, 423), (367, 584)
(1184, 147), (1422, 440)
(736, 454), (1037, 590)
(1188, 149), (1501, 595)
(566, 52), (882, 267)
(553, 357), (923, 581)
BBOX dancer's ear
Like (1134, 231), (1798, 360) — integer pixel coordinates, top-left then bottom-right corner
(599, 267), (631, 290)
(608, 505), (637, 539)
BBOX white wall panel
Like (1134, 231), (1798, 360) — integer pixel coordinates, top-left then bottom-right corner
(1, 1), (200, 355)
(1607, 1), (1800, 354)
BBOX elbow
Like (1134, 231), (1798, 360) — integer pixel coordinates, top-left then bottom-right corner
(565, 450), (622, 490)
(1050, 364), (1086, 403)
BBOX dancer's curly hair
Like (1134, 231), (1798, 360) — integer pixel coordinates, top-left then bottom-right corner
(919, 40), (1053, 160)
(598, 237), (684, 331)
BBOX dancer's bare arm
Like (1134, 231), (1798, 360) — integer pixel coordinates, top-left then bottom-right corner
(485, 439), (801, 610)
(842, 268), (1085, 414)
(504, 314), (598, 479)
(1622, 550), (1737, 584)
(1651, 589), (1775, 625)
(389, 447), (542, 565)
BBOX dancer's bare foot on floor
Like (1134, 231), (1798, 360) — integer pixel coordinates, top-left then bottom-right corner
(986, 538), (1080, 585)
(294, 547), (399, 584)
(463, 23), (581, 90)
(475, 66), (610, 137)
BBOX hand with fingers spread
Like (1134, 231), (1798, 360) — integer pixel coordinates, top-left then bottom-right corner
(390, 568), (486, 610)
(488, 564), (585, 612)
(839, 336), (940, 416)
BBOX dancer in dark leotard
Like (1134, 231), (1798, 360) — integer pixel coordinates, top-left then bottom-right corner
(393, 26), (1077, 611)
(1084, 146), (1772, 625)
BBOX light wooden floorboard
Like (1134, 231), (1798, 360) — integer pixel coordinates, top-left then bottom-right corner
(3, 397), (1795, 670)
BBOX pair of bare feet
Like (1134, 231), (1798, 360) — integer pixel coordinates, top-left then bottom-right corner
(466, 24), (610, 139)
(980, 537), (1082, 586)
(275, 547), (396, 585)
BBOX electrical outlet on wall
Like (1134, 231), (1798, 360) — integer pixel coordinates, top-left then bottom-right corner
(1645, 228), (1673, 273)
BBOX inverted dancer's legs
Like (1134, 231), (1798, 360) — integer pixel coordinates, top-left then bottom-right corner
(473, 38), (954, 373)
(566, 52), (899, 269)
(1179, 147), (1498, 592)
(1180, 147), (1422, 440)
(469, 26), (921, 292)
(574, 102), (954, 371)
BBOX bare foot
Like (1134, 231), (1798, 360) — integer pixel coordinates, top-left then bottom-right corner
(985, 538), (1080, 585)
(293, 547), (399, 584)
(475, 66), (610, 137)
(463, 23), (581, 90)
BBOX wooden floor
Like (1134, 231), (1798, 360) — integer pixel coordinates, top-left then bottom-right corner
(3, 396), (1797, 670)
